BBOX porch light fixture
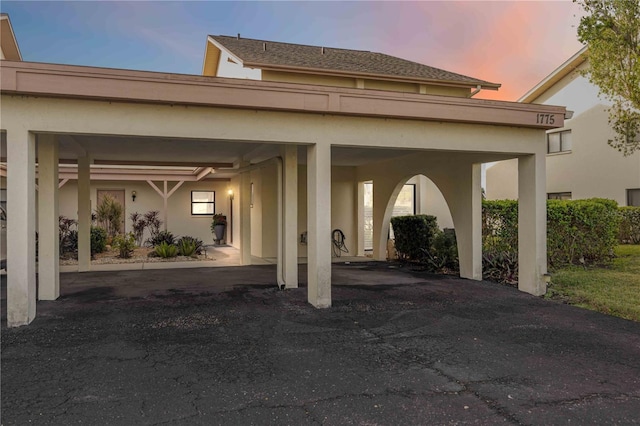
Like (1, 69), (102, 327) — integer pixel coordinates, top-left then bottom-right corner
(228, 189), (234, 200)
(131, 190), (137, 202)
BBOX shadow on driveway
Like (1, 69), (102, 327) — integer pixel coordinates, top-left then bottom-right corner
(2, 264), (640, 424)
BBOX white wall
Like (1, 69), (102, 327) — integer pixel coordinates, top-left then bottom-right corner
(415, 175), (454, 229)
(58, 179), (231, 244)
(216, 50), (262, 80)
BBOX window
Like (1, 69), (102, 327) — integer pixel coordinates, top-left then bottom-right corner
(191, 191), (215, 215)
(627, 189), (640, 207)
(362, 183), (416, 250)
(547, 130), (572, 154)
(547, 192), (572, 200)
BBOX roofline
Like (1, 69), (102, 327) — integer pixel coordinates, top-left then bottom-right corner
(205, 36), (500, 91)
(244, 61), (501, 91)
(0, 14), (23, 61)
(1, 60), (564, 130)
(518, 46), (588, 103)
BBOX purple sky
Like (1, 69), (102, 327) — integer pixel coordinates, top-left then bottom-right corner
(1, 1), (584, 101)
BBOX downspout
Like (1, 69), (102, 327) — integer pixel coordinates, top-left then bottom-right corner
(218, 157), (286, 287)
(469, 85), (482, 98)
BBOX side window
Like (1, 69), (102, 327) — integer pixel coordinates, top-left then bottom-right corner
(547, 130), (572, 154)
(627, 189), (640, 207)
(191, 191), (215, 215)
(547, 192), (572, 200)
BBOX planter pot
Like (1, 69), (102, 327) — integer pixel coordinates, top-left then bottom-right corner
(213, 224), (226, 244)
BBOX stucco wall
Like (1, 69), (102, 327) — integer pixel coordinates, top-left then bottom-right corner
(57, 179), (231, 245)
(262, 70), (356, 88)
(216, 50), (262, 80)
(415, 175), (454, 228)
(485, 159), (518, 200)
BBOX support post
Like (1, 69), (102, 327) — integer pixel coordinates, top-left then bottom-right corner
(356, 181), (365, 257)
(239, 170), (252, 265)
(518, 153), (547, 296)
(38, 134), (60, 300)
(457, 163), (483, 280)
(7, 129), (37, 326)
(77, 156), (92, 272)
(307, 143), (331, 308)
(282, 145), (298, 288)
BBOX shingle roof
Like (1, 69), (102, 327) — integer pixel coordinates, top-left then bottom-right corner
(210, 35), (499, 89)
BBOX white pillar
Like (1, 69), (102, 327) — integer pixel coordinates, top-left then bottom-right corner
(453, 163), (483, 281)
(307, 143), (331, 308)
(7, 129), (37, 327)
(77, 156), (91, 272)
(372, 178), (397, 261)
(282, 145), (298, 288)
(37, 134), (60, 300)
(239, 170), (252, 265)
(356, 181), (365, 257)
(518, 153), (547, 296)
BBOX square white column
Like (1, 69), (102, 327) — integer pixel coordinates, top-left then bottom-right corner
(7, 129), (37, 326)
(282, 145), (298, 288)
(38, 134), (60, 300)
(77, 156), (91, 272)
(239, 170), (252, 265)
(518, 153), (547, 296)
(457, 163), (483, 281)
(307, 143), (331, 308)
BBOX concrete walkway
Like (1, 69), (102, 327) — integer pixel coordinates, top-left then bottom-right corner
(2, 264), (640, 425)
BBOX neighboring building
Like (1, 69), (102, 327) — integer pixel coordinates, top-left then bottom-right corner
(486, 47), (640, 206)
(2, 18), (564, 326)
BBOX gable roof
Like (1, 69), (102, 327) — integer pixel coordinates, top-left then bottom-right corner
(519, 46), (588, 103)
(0, 14), (22, 61)
(206, 35), (500, 90)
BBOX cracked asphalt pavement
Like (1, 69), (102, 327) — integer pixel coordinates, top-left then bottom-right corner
(2, 263), (640, 425)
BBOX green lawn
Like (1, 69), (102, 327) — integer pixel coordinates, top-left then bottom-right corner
(546, 245), (640, 322)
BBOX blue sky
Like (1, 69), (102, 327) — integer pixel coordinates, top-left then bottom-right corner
(1, 1), (584, 101)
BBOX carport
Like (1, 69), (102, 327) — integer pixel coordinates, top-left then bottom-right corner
(1, 60), (565, 327)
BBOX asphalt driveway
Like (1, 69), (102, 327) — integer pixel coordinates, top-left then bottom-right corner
(2, 263), (639, 425)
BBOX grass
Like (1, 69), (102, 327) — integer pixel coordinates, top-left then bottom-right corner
(546, 245), (640, 322)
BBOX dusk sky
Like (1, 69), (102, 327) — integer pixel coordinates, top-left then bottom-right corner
(1, 1), (585, 101)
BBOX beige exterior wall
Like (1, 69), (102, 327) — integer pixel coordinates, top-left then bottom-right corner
(485, 159), (518, 200)
(262, 70), (356, 88)
(57, 179), (231, 244)
(486, 105), (640, 204)
(415, 175), (454, 228)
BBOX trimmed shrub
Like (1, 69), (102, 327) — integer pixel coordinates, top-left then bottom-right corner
(618, 206), (640, 244)
(482, 198), (620, 271)
(547, 198), (619, 267)
(482, 200), (518, 253)
(390, 215), (439, 261)
(113, 233), (136, 259)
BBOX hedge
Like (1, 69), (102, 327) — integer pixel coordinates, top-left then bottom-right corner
(618, 206), (640, 244)
(390, 215), (438, 261)
(482, 198), (620, 268)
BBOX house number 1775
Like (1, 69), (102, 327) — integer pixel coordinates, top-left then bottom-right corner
(536, 114), (555, 125)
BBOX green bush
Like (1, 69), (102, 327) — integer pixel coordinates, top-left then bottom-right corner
(618, 206), (640, 244)
(547, 198), (619, 267)
(177, 236), (203, 257)
(154, 241), (178, 258)
(113, 233), (136, 259)
(146, 230), (176, 248)
(390, 215), (439, 261)
(482, 198), (620, 272)
(482, 200), (518, 253)
(427, 228), (459, 272)
(90, 226), (108, 255)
